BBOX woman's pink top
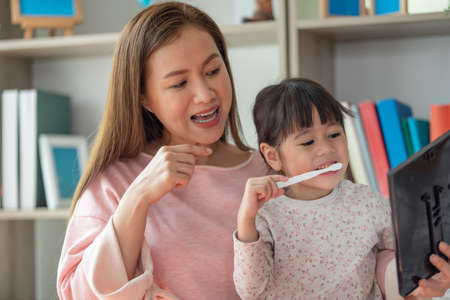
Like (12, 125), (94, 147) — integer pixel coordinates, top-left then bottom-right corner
(57, 151), (268, 300)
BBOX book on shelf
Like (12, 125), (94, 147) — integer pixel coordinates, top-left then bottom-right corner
(19, 89), (71, 210)
(408, 0), (449, 14)
(373, 0), (407, 15)
(376, 98), (412, 168)
(400, 118), (414, 157)
(297, 0), (320, 20)
(430, 104), (450, 142)
(342, 101), (370, 186)
(358, 100), (390, 199)
(350, 104), (379, 193)
(326, 0), (364, 17)
(2, 89), (20, 210)
(407, 117), (429, 154)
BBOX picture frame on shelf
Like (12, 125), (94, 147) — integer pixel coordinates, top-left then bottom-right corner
(39, 134), (88, 210)
(10, 0), (83, 39)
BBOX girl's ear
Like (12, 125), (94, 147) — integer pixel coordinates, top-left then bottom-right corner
(260, 142), (282, 171)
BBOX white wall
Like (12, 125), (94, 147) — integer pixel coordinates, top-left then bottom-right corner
(229, 45), (281, 148)
(334, 35), (450, 119)
(33, 56), (112, 143)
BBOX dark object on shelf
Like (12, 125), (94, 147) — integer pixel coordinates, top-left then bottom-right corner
(243, 0), (274, 22)
(388, 130), (450, 296)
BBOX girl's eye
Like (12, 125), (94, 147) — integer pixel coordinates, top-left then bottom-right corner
(170, 80), (187, 89)
(206, 67), (220, 76)
(300, 140), (314, 146)
(329, 132), (341, 139)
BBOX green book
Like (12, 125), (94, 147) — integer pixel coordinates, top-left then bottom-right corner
(19, 89), (70, 209)
(400, 118), (414, 157)
(297, 0), (319, 20)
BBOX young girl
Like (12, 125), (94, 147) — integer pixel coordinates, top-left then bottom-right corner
(233, 78), (450, 299)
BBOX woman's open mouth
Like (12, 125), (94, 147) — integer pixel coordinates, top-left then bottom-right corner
(190, 106), (220, 128)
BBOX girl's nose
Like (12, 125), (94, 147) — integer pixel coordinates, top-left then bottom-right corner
(316, 139), (335, 156)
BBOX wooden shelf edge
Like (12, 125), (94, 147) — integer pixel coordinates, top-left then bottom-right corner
(0, 208), (69, 220)
(296, 12), (450, 40)
(0, 21), (279, 58)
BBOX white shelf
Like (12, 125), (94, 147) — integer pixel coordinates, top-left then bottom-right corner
(296, 12), (450, 41)
(0, 208), (69, 220)
(0, 21), (278, 59)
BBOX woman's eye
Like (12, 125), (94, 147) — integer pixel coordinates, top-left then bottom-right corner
(206, 67), (220, 76)
(170, 80), (187, 89)
(300, 140), (314, 146)
(329, 132), (341, 139)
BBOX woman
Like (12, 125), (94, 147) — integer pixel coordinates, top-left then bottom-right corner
(57, 2), (450, 299)
(57, 2), (265, 299)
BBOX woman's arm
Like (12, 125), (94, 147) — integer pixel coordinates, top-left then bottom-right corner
(57, 144), (211, 299)
(112, 144), (212, 279)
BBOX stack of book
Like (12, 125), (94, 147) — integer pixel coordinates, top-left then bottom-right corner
(343, 99), (449, 199)
(1, 89), (71, 210)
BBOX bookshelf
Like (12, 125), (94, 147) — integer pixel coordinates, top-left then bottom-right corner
(288, 3), (450, 120)
(0, 208), (69, 220)
(0, 21), (280, 58)
(0, 1), (288, 298)
(1, 0), (449, 298)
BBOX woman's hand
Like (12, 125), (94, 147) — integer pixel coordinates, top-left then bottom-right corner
(407, 242), (450, 299)
(237, 175), (287, 243)
(129, 144), (212, 205)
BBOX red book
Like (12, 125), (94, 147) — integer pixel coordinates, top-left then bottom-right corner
(430, 104), (450, 142)
(358, 100), (390, 198)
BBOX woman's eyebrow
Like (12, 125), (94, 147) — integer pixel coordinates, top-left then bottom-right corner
(163, 53), (219, 79)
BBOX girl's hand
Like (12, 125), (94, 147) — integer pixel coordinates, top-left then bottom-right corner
(128, 144), (212, 205)
(237, 175), (287, 243)
(407, 242), (450, 299)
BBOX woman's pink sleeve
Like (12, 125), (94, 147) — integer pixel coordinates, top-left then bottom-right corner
(56, 178), (179, 300)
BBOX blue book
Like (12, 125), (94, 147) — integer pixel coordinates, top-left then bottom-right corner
(329, 0), (361, 16)
(407, 117), (430, 153)
(375, 0), (400, 14)
(376, 99), (413, 168)
(351, 104), (379, 192)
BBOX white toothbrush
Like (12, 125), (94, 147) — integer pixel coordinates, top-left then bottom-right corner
(277, 162), (343, 188)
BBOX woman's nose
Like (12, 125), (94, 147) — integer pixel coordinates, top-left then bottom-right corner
(192, 79), (214, 104)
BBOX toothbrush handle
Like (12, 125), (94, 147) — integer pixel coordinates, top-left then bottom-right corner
(277, 169), (321, 188)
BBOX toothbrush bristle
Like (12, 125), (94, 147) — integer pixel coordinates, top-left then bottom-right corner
(329, 162), (342, 171)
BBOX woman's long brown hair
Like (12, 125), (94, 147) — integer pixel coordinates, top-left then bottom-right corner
(70, 2), (250, 215)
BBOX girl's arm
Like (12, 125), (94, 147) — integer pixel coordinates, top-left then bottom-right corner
(236, 175), (286, 242)
(233, 215), (275, 300)
(233, 175), (286, 300)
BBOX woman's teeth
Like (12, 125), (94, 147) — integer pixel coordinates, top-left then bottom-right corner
(192, 108), (218, 123)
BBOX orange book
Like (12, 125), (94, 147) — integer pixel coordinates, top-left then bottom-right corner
(430, 104), (450, 141)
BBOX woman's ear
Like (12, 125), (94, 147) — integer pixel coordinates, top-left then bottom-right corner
(260, 142), (282, 171)
(141, 94), (153, 113)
